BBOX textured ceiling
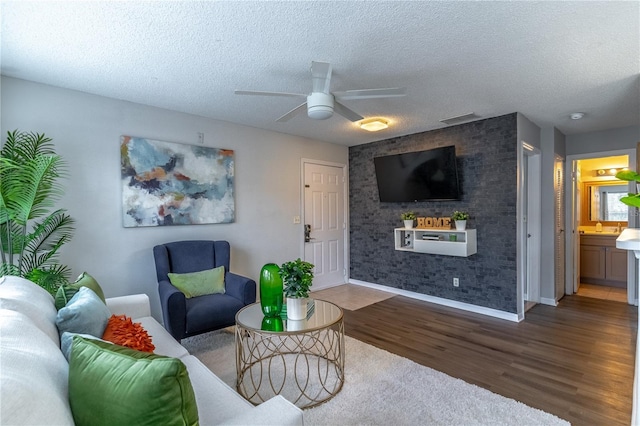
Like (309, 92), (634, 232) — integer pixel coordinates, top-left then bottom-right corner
(1, 1), (638, 147)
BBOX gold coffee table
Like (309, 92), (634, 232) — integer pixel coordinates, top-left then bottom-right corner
(235, 299), (344, 409)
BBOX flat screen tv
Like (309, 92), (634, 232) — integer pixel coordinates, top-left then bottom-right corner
(373, 146), (461, 202)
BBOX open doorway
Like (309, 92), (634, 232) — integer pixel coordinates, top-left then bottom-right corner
(565, 150), (637, 305)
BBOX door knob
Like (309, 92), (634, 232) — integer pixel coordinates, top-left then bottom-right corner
(304, 224), (314, 242)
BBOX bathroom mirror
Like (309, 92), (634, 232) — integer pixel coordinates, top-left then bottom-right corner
(582, 181), (629, 225)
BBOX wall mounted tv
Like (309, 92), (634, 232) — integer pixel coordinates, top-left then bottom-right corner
(374, 145), (461, 202)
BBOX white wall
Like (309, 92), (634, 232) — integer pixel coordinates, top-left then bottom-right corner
(0, 77), (348, 320)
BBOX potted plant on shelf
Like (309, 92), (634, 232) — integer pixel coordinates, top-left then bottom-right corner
(401, 211), (416, 229)
(451, 211), (469, 231)
(280, 258), (314, 320)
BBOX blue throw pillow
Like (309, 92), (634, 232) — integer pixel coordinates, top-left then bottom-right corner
(60, 331), (110, 361)
(56, 287), (111, 338)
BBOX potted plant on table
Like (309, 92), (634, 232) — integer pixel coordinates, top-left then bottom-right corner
(279, 258), (314, 320)
(401, 211), (416, 229)
(451, 211), (469, 231)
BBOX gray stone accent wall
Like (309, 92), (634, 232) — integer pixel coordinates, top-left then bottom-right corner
(349, 113), (518, 313)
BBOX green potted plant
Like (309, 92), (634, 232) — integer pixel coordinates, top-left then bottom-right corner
(451, 211), (469, 231)
(279, 258), (314, 320)
(615, 170), (640, 207)
(401, 211), (416, 229)
(0, 130), (75, 295)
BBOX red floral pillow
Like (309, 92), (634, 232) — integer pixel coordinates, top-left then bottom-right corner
(102, 315), (155, 353)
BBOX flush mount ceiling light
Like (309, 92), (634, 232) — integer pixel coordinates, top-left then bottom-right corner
(360, 118), (389, 132)
(570, 112), (585, 120)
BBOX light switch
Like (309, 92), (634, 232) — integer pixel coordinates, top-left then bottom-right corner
(293, 216), (301, 224)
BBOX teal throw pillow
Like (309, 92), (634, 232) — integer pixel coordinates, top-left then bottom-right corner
(55, 272), (106, 310)
(56, 287), (111, 338)
(60, 331), (110, 361)
(168, 266), (225, 298)
(68, 336), (199, 426)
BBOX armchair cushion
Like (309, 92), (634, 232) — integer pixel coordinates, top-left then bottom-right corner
(168, 265), (226, 298)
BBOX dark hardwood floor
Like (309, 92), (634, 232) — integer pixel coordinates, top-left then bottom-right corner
(343, 294), (637, 426)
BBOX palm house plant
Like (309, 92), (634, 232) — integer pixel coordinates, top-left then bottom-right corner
(401, 211), (416, 229)
(279, 258), (314, 320)
(0, 130), (75, 295)
(451, 210), (469, 231)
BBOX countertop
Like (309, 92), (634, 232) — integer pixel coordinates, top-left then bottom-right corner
(615, 228), (640, 251)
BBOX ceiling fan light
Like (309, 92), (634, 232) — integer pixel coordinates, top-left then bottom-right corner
(360, 118), (389, 132)
(307, 105), (333, 120)
(307, 92), (334, 120)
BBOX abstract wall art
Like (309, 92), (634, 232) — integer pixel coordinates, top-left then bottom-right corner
(120, 136), (235, 227)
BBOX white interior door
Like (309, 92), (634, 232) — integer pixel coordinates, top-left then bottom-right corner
(303, 162), (347, 289)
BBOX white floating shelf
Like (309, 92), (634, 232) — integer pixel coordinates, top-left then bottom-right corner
(394, 228), (477, 257)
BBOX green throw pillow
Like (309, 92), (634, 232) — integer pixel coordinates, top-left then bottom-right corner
(168, 266), (225, 298)
(55, 272), (106, 310)
(68, 336), (199, 426)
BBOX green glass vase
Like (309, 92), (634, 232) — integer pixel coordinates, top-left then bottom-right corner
(261, 316), (284, 331)
(260, 263), (283, 317)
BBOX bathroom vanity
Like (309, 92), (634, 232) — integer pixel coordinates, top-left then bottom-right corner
(580, 233), (628, 287)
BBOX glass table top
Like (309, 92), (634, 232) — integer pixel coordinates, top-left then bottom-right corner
(236, 299), (343, 333)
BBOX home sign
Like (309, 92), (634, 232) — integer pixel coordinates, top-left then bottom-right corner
(416, 217), (452, 229)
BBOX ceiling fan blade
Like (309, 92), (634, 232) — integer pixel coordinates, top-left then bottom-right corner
(234, 90), (306, 98)
(333, 87), (406, 101)
(276, 102), (307, 122)
(334, 101), (364, 122)
(311, 61), (332, 93)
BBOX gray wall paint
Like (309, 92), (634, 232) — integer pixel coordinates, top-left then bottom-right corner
(517, 113), (541, 149)
(566, 125), (640, 155)
(1, 77), (348, 320)
(349, 113), (519, 313)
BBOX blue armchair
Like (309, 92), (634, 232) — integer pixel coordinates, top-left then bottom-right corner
(153, 240), (256, 341)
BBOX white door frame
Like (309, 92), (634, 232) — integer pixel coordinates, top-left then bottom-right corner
(300, 158), (349, 288)
(565, 148), (637, 305)
(518, 142), (542, 320)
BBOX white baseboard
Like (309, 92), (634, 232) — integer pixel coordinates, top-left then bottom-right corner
(348, 279), (521, 322)
(540, 297), (557, 306)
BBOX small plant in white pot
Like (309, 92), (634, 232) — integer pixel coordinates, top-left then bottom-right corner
(401, 211), (416, 229)
(280, 258), (314, 320)
(452, 211), (469, 230)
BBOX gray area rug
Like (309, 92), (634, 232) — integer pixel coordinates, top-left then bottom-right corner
(183, 329), (570, 426)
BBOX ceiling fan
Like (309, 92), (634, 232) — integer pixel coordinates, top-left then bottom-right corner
(234, 61), (406, 123)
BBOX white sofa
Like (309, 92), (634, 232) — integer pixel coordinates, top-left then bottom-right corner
(0, 276), (303, 425)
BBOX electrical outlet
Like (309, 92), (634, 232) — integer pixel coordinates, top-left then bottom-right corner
(453, 277), (459, 287)
(293, 216), (301, 224)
